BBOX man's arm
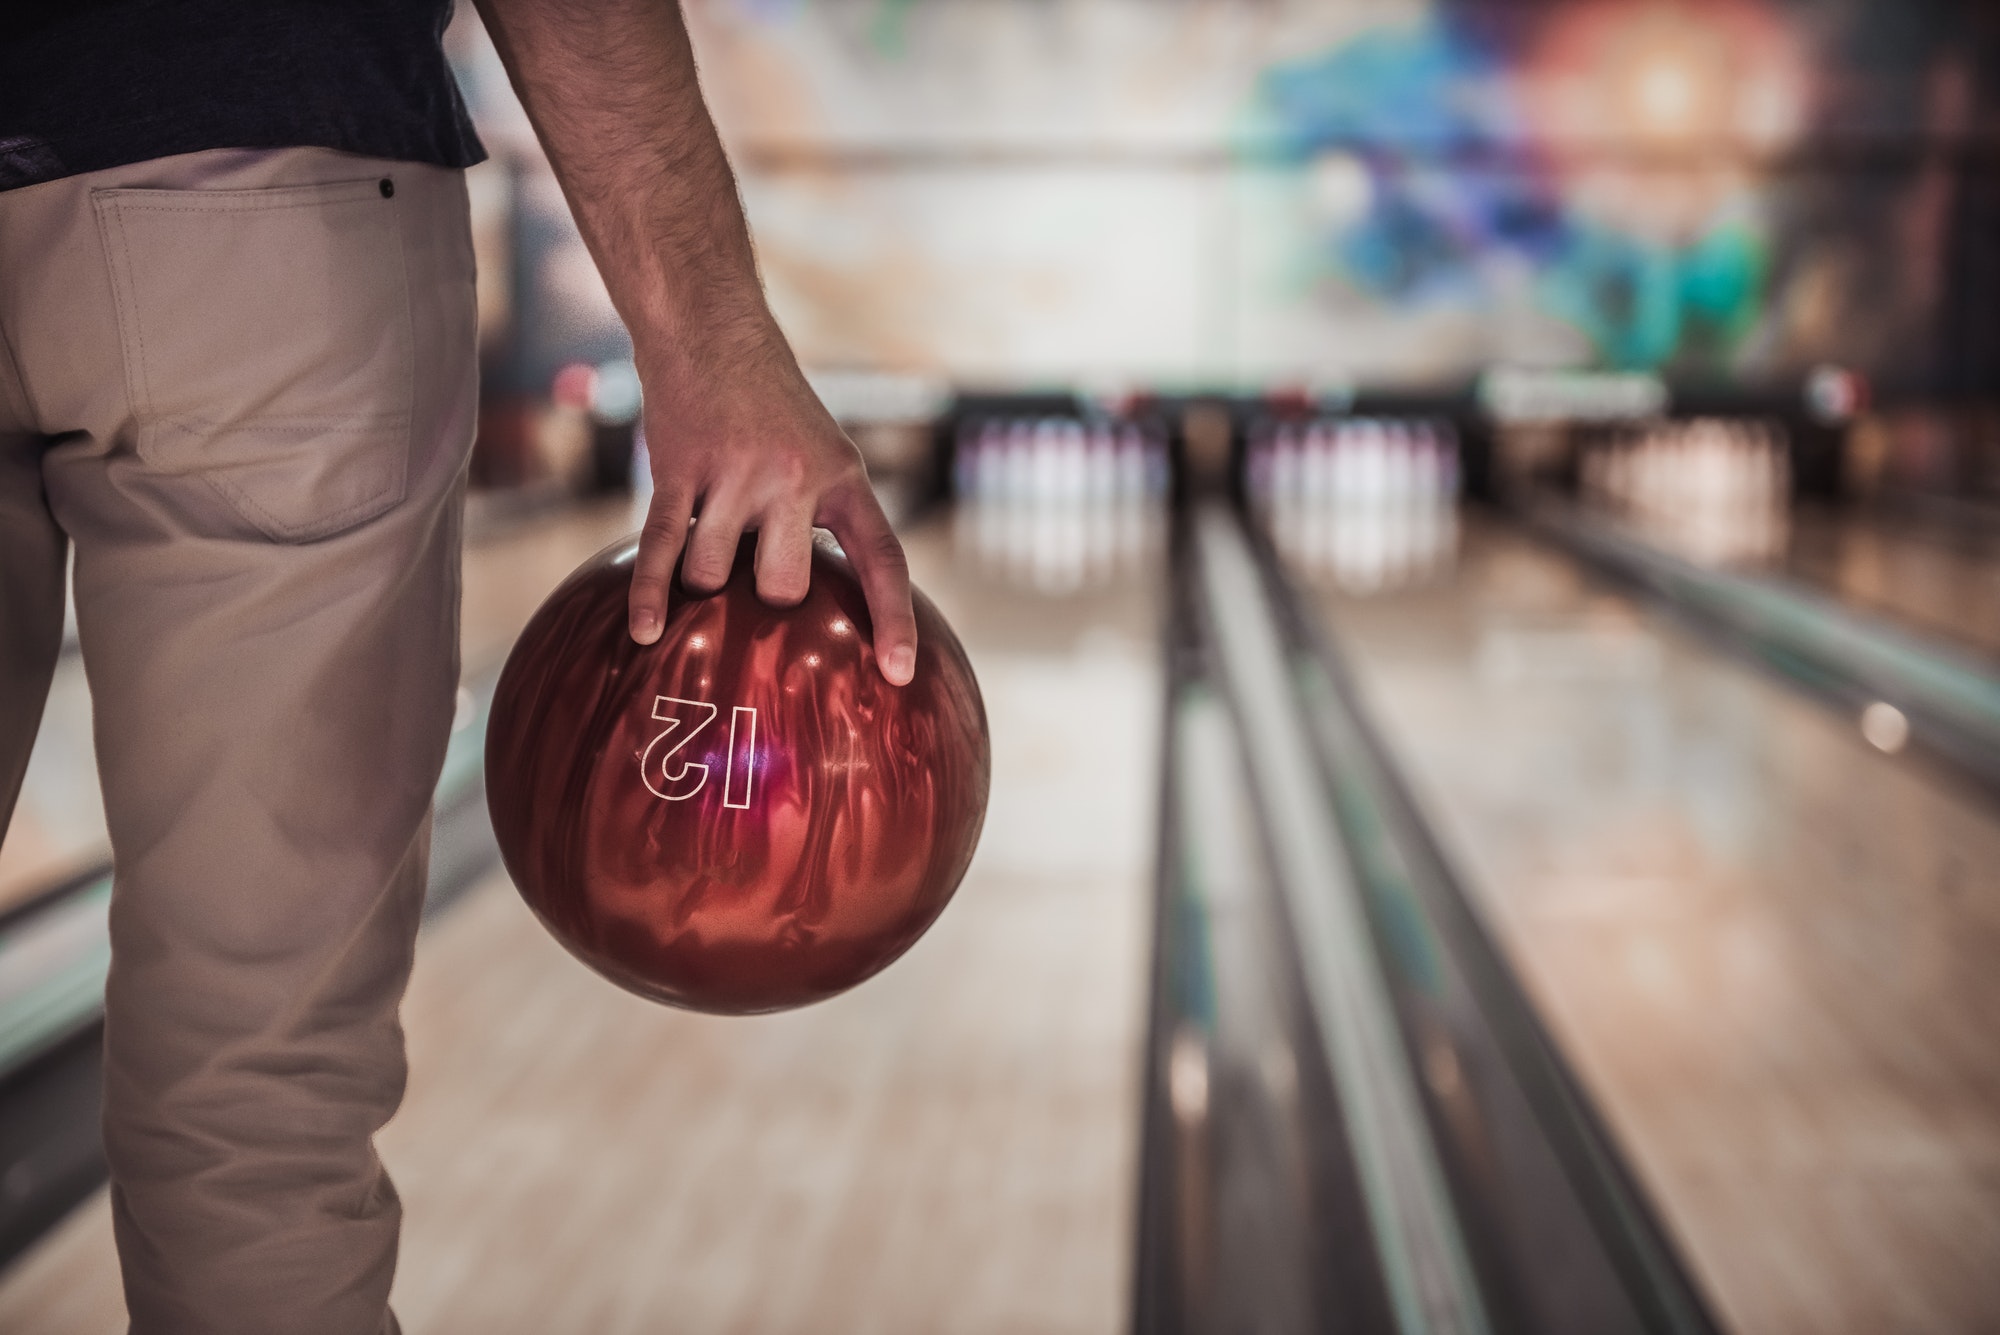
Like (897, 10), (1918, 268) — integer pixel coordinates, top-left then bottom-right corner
(474, 0), (918, 685)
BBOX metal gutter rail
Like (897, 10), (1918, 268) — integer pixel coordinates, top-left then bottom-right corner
(1529, 501), (2000, 796)
(1193, 504), (1491, 1335)
(1140, 498), (1723, 1335)
(1139, 518), (1403, 1335)
(1261, 556), (1721, 1335)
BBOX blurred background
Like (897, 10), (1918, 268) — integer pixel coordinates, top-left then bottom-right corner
(3, 1), (1999, 1332)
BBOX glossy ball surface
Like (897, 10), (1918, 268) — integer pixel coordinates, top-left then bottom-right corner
(486, 536), (990, 1014)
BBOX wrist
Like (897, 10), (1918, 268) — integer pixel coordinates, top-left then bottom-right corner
(611, 182), (773, 356)
(637, 297), (799, 385)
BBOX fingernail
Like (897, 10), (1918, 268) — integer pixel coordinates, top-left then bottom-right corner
(886, 646), (915, 684)
(632, 613), (660, 644)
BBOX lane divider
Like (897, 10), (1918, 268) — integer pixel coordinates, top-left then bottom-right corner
(1194, 504), (1492, 1335)
(1528, 501), (2000, 797)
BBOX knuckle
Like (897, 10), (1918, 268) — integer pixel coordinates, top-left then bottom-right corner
(652, 478), (697, 511)
(776, 453), (812, 492)
(836, 457), (872, 492)
(684, 549), (732, 588)
(870, 529), (909, 569)
(642, 509), (689, 542)
(817, 456), (864, 497)
(761, 571), (809, 605)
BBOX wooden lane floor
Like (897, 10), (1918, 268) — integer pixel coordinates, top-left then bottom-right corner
(1303, 511), (2000, 1335)
(1777, 502), (2000, 667)
(455, 493), (637, 674)
(0, 515), (1162, 1333)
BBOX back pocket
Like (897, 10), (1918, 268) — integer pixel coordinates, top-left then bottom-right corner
(94, 177), (414, 542)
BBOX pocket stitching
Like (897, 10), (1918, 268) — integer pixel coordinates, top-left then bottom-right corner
(386, 183), (417, 505)
(94, 181), (417, 543)
(157, 413), (412, 436)
(94, 178), (391, 214)
(210, 462), (401, 540)
(96, 201), (383, 217)
(92, 193), (159, 439)
(147, 416), (413, 542)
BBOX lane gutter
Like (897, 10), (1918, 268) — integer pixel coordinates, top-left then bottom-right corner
(1521, 501), (2000, 801)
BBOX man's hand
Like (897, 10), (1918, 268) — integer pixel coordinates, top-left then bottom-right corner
(475, 0), (917, 684)
(630, 339), (917, 684)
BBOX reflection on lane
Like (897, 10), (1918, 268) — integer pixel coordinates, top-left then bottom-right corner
(1575, 417), (1790, 569)
(1246, 416), (1461, 596)
(1780, 503), (2000, 666)
(950, 416), (1170, 595)
(1566, 415), (2000, 666)
(1295, 510), (2000, 1335)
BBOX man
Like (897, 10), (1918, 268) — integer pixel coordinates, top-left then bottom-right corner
(0, 1), (915, 1329)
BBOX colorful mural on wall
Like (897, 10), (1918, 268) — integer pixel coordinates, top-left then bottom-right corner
(450, 0), (1996, 393)
(1251, 8), (1786, 369)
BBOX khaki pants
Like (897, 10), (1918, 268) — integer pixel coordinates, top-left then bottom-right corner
(0, 147), (477, 1333)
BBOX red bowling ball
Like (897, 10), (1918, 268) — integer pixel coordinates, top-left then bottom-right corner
(486, 535), (990, 1014)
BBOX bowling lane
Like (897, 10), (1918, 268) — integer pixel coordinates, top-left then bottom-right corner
(1774, 502), (2000, 665)
(400, 513), (1159, 1330)
(1289, 509), (2000, 1335)
(1570, 420), (2000, 665)
(458, 493), (639, 675)
(0, 506), (1163, 1332)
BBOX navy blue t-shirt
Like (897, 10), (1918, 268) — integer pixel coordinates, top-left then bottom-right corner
(0, 0), (486, 191)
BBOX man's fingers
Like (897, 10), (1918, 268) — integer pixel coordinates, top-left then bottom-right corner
(753, 505), (815, 607)
(629, 486), (694, 644)
(681, 492), (750, 594)
(825, 490), (918, 686)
